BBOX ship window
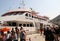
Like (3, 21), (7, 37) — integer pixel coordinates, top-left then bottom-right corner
(18, 13), (23, 15)
(32, 16), (33, 18)
(8, 14), (12, 15)
(30, 23), (34, 27)
(7, 22), (17, 26)
(14, 14), (17, 15)
(27, 24), (29, 27)
(16, 12), (19, 15)
(7, 22), (12, 26)
(30, 24), (34, 27)
(29, 14), (31, 17)
(16, 12), (24, 15)
(25, 13), (28, 16)
(13, 13), (17, 15)
(19, 24), (22, 27)
(23, 24), (26, 27)
(12, 22), (17, 26)
(18, 13), (22, 15)
(21, 12), (25, 14)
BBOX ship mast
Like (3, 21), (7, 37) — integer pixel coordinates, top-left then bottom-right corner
(19, 0), (25, 8)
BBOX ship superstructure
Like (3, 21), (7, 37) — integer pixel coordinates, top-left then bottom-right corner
(0, 0), (52, 34)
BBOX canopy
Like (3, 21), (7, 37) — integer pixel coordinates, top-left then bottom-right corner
(1, 27), (10, 32)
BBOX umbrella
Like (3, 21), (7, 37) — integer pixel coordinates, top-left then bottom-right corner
(1, 27), (10, 32)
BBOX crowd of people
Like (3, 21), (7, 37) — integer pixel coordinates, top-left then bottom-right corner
(43, 27), (60, 41)
(0, 27), (26, 41)
(0, 26), (60, 41)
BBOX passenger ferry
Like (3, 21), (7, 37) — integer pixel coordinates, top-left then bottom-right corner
(0, 8), (51, 34)
(0, 0), (51, 34)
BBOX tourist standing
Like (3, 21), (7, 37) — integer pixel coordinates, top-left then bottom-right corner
(11, 28), (16, 41)
(6, 31), (12, 41)
(44, 27), (54, 41)
(40, 26), (43, 35)
(15, 27), (20, 39)
(20, 27), (26, 41)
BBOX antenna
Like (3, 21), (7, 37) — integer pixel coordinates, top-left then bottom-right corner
(19, 0), (25, 8)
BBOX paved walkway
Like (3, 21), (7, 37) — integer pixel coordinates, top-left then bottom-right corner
(18, 34), (45, 41)
(18, 33), (60, 41)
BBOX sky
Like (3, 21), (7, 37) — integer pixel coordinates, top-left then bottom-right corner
(0, 0), (60, 19)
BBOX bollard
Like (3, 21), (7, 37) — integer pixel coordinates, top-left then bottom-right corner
(29, 38), (31, 41)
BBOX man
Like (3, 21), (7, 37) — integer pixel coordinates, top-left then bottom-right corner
(20, 27), (26, 41)
(44, 27), (54, 41)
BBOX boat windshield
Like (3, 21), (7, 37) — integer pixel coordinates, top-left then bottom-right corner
(5, 12), (25, 16)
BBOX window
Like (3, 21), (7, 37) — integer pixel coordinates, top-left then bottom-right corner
(27, 24), (29, 27)
(7, 22), (12, 26)
(23, 24), (26, 27)
(30, 24), (34, 27)
(18, 13), (22, 15)
(12, 22), (17, 26)
(21, 12), (25, 14)
(29, 14), (31, 17)
(25, 13), (28, 16)
(8, 13), (12, 16)
(19, 24), (22, 27)
(7, 22), (17, 26)
(18, 12), (24, 15)
(32, 16), (33, 18)
(13, 13), (17, 15)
